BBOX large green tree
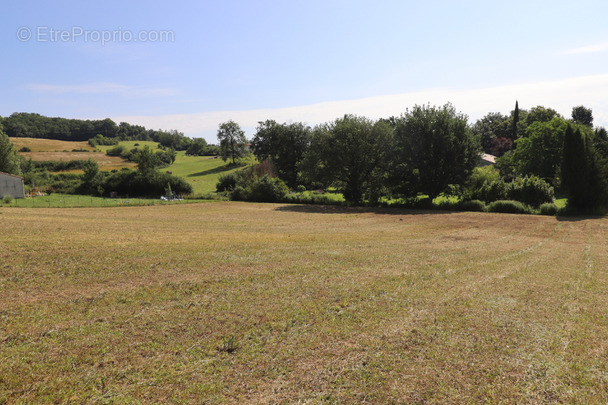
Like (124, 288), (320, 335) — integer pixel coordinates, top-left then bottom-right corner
(510, 117), (568, 184)
(0, 129), (22, 175)
(251, 120), (311, 188)
(390, 104), (481, 199)
(301, 115), (393, 204)
(471, 112), (510, 153)
(217, 120), (247, 165)
(524, 106), (561, 127)
(571, 105), (593, 127)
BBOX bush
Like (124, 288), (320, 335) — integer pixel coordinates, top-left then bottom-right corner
(106, 145), (127, 157)
(216, 172), (239, 192)
(19, 146), (31, 152)
(487, 200), (530, 214)
(477, 179), (509, 203)
(99, 169), (192, 197)
(228, 175), (288, 203)
(458, 199), (486, 212)
(283, 192), (345, 206)
(247, 175), (289, 203)
(3, 195), (14, 204)
(507, 175), (554, 208)
(539, 203), (558, 216)
(32, 160), (88, 172)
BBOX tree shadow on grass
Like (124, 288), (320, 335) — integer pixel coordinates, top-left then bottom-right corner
(556, 214), (605, 222)
(187, 162), (246, 178)
(273, 204), (453, 216)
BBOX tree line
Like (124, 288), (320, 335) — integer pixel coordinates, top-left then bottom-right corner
(217, 102), (608, 213)
(0, 113), (219, 156)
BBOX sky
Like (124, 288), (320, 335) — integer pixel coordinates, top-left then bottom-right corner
(2, 0), (608, 143)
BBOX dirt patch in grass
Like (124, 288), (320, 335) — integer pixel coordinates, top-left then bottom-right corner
(1, 203), (608, 403)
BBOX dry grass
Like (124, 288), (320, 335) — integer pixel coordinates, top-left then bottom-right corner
(10, 137), (135, 171)
(1, 203), (607, 403)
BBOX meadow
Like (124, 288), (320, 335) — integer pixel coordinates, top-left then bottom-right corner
(11, 137), (248, 195)
(10, 137), (136, 172)
(1, 202), (607, 403)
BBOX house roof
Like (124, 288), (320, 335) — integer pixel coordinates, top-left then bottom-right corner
(0, 171), (24, 180)
(481, 153), (496, 165)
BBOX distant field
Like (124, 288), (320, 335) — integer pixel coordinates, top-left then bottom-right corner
(10, 137), (246, 193)
(167, 154), (253, 195)
(2, 203), (607, 403)
(11, 137), (136, 171)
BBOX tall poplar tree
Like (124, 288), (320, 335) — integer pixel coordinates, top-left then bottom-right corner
(511, 100), (520, 140)
(561, 125), (590, 210)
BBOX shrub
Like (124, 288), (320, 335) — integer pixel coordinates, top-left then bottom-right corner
(478, 179), (509, 203)
(466, 166), (501, 194)
(106, 145), (127, 157)
(230, 185), (248, 201)
(216, 172), (240, 192)
(283, 192), (345, 206)
(32, 160), (88, 172)
(487, 200), (530, 214)
(507, 175), (554, 208)
(19, 146), (31, 152)
(249, 175), (288, 202)
(458, 199), (486, 212)
(539, 203), (558, 216)
(3, 195), (14, 204)
(99, 169), (192, 197)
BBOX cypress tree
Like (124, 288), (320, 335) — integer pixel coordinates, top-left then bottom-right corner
(561, 125), (590, 211)
(511, 100), (520, 140)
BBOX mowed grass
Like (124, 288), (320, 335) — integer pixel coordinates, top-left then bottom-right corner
(3, 193), (210, 208)
(167, 155), (254, 195)
(2, 203), (608, 403)
(11, 137), (136, 171)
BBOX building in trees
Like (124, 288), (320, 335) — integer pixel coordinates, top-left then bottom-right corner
(0, 171), (25, 199)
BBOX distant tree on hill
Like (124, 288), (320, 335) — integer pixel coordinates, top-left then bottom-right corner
(217, 120), (247, 165)
(524, 106), (561, 127)
(571, 105), (593, 127)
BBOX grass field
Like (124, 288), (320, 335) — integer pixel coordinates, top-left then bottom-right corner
(11, 137), (136, 171)
(10, 137), (248, 194)
(167, 155), (254, 195)
(1, 193), (213, 208)
(2, 202), (607, 403)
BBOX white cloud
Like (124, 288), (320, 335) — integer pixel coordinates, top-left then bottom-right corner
(113, 74), (608, 143)
(561, 43), (608, 55)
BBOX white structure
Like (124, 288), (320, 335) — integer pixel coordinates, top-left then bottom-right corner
(0, 171), (25, 199)
(480, 153), (496, 167)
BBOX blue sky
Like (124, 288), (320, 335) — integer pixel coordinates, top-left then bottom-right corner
(2, 0), (608, 142)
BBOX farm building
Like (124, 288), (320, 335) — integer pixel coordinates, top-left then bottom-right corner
(0, 171), (25, 199)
